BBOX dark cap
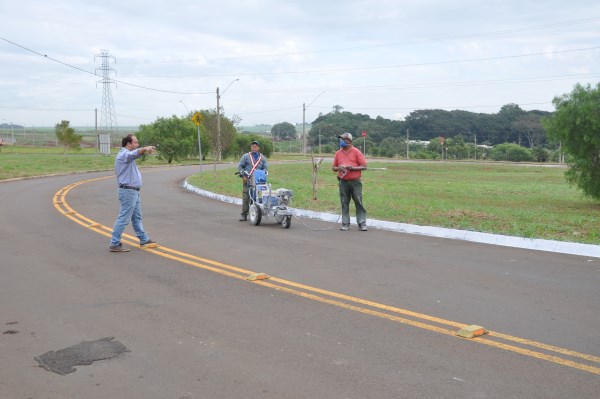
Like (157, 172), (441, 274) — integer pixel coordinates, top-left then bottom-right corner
(251, 140), (261, 147)
(337, 132), (353, 141)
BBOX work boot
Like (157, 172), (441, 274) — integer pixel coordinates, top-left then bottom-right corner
(239, 214), (248, 222)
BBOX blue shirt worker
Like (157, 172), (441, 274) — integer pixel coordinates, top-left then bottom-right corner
(109, 134), (158, 252)
(237, 140), (268, 221)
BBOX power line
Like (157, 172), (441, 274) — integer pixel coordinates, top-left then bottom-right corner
(228, 46), (600, 77)
(118, 47), (600, 79)
(227, 73), (600, 94)
(0, 36), (213, 95)
(133, 17), (600, 62)
(2, 35), (597, 88)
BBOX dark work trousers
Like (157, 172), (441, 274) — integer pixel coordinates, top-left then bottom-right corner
(339, 178), (367, 226)
(241, 181), (250, 216)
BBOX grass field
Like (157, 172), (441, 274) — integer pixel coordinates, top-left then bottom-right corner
(188, 161), (600, 245)
(1, 149), (598, 244)
(0, 147), (196, 180)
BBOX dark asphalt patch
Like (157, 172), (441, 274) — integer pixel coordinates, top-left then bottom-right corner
(35, 337), (129, 375)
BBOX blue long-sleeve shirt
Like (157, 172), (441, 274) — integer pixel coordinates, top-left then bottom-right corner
(114, 147), (143, 187)
(238, 151), (267, 175)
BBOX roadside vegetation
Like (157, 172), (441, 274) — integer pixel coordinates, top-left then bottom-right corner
(188, 161), (600, 245)
(1, 83), (598, 244)
(2, 145), (599, 245)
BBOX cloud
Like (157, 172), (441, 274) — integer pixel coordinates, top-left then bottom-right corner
(1, 1), (599, 127)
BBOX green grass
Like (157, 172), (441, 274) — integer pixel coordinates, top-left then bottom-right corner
(188, 161), (600, 245)
(2, 148), (598, 245)
(0, 147), (198, 180)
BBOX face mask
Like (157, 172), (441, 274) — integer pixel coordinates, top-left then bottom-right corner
(339, 139), (348, 148)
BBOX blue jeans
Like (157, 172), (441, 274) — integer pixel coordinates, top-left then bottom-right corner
(339, 178), (367, 226)
(110, 188), (149, 246)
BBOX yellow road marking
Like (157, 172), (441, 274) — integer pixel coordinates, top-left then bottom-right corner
(53, 178), (600, 375)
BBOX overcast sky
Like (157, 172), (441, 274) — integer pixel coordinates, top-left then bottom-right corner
(1, 0), (599, 129)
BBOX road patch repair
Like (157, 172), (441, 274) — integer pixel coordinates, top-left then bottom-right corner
(35, 337), (129, 375)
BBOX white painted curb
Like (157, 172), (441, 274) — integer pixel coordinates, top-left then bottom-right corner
(183, 179), (600, 259)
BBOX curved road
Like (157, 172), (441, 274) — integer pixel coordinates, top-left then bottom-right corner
(1, 165), (599, 398)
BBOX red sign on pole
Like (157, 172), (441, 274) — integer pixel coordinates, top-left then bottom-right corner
(361, 130), (367, 137)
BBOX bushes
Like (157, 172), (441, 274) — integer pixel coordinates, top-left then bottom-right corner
(532, 147), (551, 162)
(489, 143), (534, 162)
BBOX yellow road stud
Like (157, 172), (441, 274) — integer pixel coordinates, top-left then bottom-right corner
(247, 273), (270, 281)
(456, 325), (488, 339)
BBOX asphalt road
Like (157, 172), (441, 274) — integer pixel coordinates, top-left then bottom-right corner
(1, 165), (599, 399)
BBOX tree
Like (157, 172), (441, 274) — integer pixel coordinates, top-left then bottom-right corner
(378, 137), (405, 158)
(200, 109), (239, 165)
(137, 115), (199, 164)
(271, 122), (296, 140)
(231, 134), (272, 158)
(511, 114), (546, 148)
(543, 83), (600, 199)
(309, 110), (373, 146)
(55, 120), (82, 154)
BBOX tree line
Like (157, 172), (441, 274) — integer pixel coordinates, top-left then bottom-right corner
(305, 103), (551, 152)
(53, 83), (599, 199)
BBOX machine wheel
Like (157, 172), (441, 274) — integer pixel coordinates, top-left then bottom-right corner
(281, 216), (291, 229)
(249, 204), (262, 226)
(275, 214), (285, 224)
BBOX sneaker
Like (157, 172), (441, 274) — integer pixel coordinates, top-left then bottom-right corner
(140, 240), (158, 249)
(110, 243), (130, 252)
(359, 224), (368, 231)
(239, 214), (248, 222)
(340, 225), (349, 231)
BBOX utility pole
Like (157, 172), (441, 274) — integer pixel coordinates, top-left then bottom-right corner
(95, 108), (98, 155)
(216, 86), (221, 171)
(216, 79), (239, 170)
(318, 128), (322, 154)
(406, 129), (409, 159)
(303, 91), (325, 156)
(302, 102), (306, 155)
(271, 130), (275, 153)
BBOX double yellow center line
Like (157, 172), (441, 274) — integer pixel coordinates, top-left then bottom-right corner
(53, 176), (600, 375)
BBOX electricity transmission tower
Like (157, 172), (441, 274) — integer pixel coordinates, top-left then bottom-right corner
(95, 50), (118, 153)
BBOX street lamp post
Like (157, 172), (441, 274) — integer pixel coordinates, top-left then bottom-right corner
(180, 100), (190, 114)
(302, 91), (325, 156)
(302, 102), (306, 155)
(216, 79), (239, 170)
